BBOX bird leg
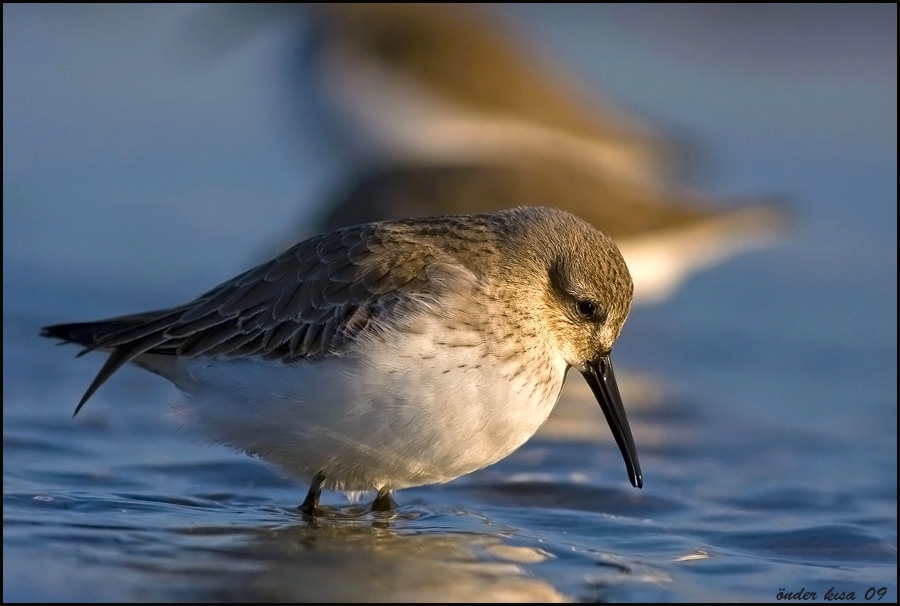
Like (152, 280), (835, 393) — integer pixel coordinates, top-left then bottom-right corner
(299, 471), (326, 516)
(371, 488), (396, 512)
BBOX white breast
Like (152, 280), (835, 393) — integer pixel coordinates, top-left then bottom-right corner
(169, 317), (568, 492)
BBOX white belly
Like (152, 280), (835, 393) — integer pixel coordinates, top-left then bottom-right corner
(167, 320), (567, 492)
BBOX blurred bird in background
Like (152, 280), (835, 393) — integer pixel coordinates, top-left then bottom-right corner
(191, 2), (789, 306)
(305, 3), (672, 194)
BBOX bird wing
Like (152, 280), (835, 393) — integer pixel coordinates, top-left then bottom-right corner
(42, 220), (484, 414)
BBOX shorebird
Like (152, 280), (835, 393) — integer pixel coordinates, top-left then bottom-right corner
(42, 207), (642, 514)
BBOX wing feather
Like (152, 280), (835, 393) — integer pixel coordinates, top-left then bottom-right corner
(43, 220), (489, 413)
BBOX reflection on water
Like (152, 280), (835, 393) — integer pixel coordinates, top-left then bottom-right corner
(192, 521), (567, 603)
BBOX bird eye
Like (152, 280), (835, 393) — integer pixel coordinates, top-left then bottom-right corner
(576, 300), (597, 319)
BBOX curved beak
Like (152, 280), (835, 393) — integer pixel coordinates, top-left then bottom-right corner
(580, 354), (643, 488)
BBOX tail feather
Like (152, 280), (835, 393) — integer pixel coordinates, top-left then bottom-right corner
(40, 313), (176, 416)
(41, 320), (121, 348)
(69, 335), (169, 417)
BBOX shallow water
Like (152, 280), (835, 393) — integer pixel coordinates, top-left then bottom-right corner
(3, 4), (897, 602)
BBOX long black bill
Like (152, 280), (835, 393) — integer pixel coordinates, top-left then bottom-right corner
(581, 354), (643, 488)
